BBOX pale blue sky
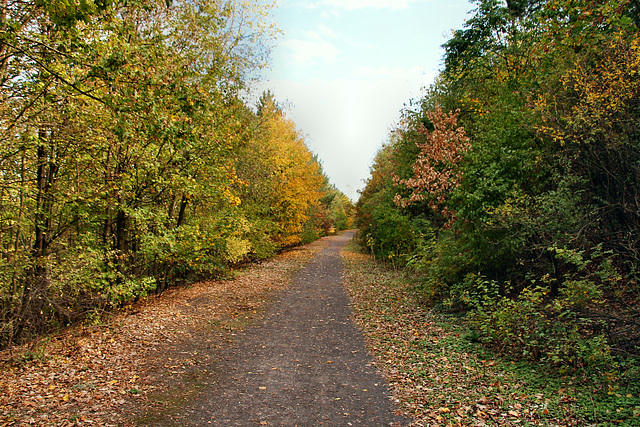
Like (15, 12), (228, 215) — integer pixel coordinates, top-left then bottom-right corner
(253, 0), (473, 200)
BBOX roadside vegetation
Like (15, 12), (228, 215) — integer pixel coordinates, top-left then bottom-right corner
(343, 239), (640, 426)
(0, 0), (353, 350)
(0, 237), (328, 426)
(356, 0), (640, 424)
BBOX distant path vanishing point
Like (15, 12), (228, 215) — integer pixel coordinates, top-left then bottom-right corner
(175, 231), (407, 426)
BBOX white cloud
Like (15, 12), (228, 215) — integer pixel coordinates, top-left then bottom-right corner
(276, 24), (372, 70)
(279, 38), (339, 66)
(310, 24), (339, 40)
(307, 24), (373, 51)
(353, 65), (434, 82)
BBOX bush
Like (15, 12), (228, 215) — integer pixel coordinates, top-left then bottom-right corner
(465, 247), (622, 370)
(469, 287), (613, 370)
(363, 206), (415, 264)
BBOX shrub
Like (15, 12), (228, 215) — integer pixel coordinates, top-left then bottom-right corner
(469, 287), (613, 370)
(364, 206), (415, 264)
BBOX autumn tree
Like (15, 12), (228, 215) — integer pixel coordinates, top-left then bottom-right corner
(357, 0), (640, 372)
(237, 92), (326, 250)
(0, 0), (121, 344)
(393, 105), (470, 224)
(0, 0), (281, 346)
(533, 0), (640, 265)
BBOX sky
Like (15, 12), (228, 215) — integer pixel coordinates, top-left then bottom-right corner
(253, 0), (474, 201)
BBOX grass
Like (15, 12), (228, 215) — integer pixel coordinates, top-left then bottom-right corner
(342, 240), (640, 426)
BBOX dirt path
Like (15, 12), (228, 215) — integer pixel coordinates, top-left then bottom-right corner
(0, 232), (408, 426)
(166, 231), (406, 426)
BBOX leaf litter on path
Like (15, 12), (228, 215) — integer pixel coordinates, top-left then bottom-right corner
(2, 236), (598, 426)
(0, 240), (327, 426)
(342, 244), (582, 427)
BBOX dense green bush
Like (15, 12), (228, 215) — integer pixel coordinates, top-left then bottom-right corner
(469, 287), (613, 369)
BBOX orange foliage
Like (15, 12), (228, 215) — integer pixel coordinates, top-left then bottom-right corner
(393, 105), (470, 219)
(251, 100), (325, 246)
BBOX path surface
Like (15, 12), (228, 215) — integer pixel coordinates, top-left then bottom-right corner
(176, 231), (407, 426)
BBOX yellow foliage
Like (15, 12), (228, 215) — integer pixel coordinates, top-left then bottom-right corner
(224, 237), (252, 264)
(536, 31), (640, 146)
(565, 33), (640, 131)
(239, 97), (325, 247)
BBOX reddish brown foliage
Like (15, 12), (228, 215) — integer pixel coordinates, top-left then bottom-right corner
(394, 104), (470, 220)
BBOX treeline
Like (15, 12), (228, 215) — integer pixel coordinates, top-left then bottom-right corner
(358, 0), (639, 373)
(0, 0), (353, 348)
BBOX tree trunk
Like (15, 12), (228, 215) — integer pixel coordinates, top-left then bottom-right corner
(15, 131), (57, 341)
(177, 195), (188, 227)
(0, 0), (9, 78)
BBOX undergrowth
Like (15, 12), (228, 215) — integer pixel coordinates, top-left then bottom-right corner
(342, 239), (640, 426)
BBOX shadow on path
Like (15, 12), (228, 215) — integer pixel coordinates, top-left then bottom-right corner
(175, 231), (407, 426)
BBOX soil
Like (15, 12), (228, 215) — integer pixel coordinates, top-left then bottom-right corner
(0, 231), (408, 426)
(152, 230), (407, 426)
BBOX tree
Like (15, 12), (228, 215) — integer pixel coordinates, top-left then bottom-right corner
(0, 0), (280, 347)
(237, 92), (325, 249)
(357, 0), (640, 366)
(393, 105), (470, 225)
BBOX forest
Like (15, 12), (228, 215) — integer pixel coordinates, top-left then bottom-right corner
(1, 0), (639, 424)
(357, 0), (639, 386)
(3, 0), (639, 403)
(0, 0), (353, 349)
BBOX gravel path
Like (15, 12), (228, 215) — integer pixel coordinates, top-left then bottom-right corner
(176, 231), (407, 426)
